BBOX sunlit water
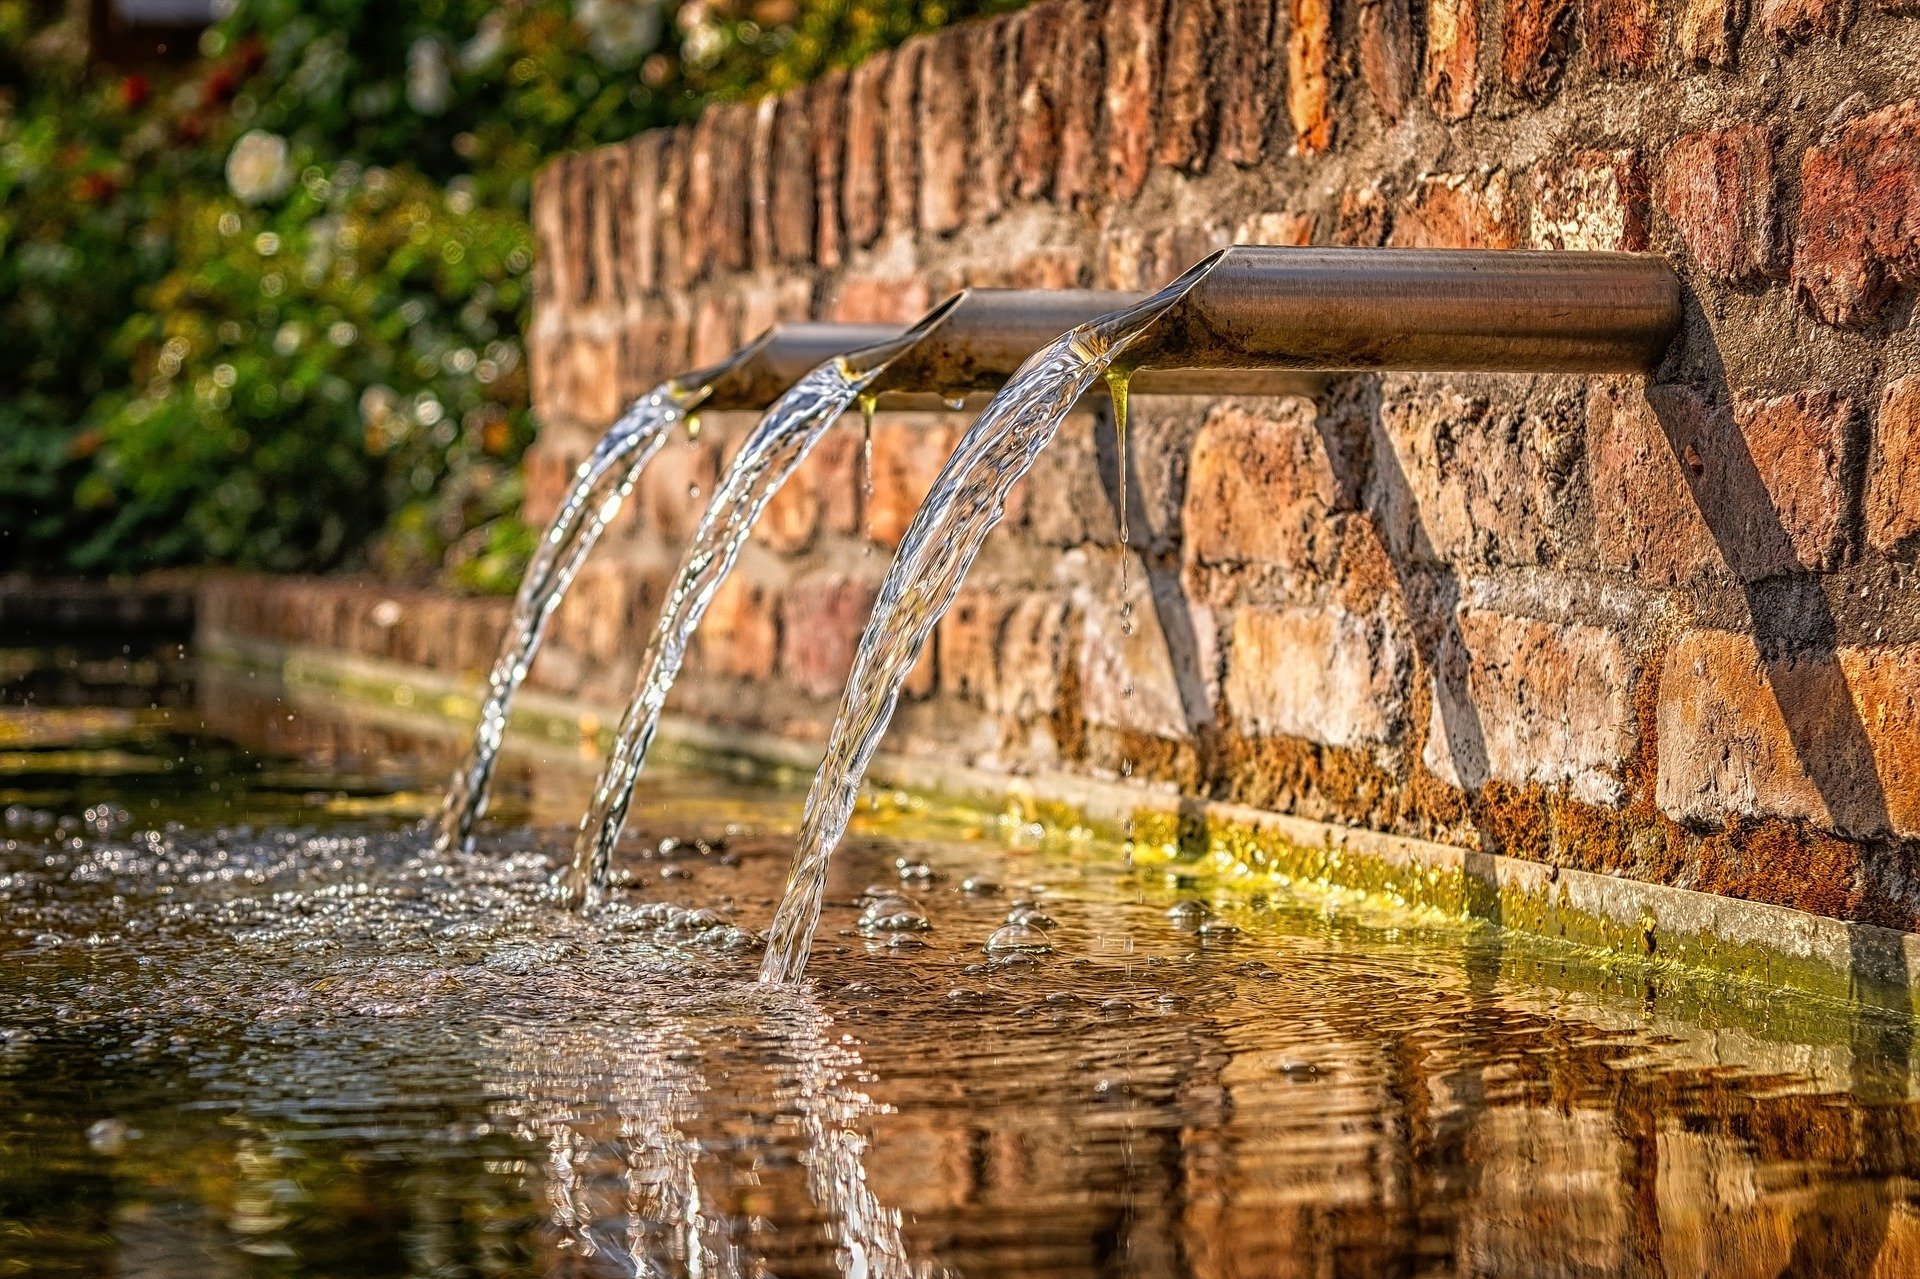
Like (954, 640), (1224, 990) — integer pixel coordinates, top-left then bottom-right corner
(761, 273), (1204, 984)
(437, 381), (702, 858)
(8, 656), (1920, 1277)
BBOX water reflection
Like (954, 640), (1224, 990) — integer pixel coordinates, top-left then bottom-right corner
(5, 676), (1920, 1275)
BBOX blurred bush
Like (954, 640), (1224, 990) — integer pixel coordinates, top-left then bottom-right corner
(0, 0), (1019, 590)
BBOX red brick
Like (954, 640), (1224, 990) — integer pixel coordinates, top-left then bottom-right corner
(780, 572), (882, 699)
(1225, 603), (1410, 747)
(1659, 127), (1781, 283)
(1357, 0), (1415, 124)
(1589, 383), (1857, 584)
(689, 291), (741, 368)
(939, 590), (1010, 704)
(700, 571), (780, 681)
(1019, 410), (1121, 546)
(1335, 184), (1391, 246)
(918, 29), (971, 235)
(1425, 0), (1479, 121)
(531, 160), (569, 316)
(589, 145), (631, 307)
(738, 276), (813, 345)
(1054, 0), (1106, 206)
(884, 39), (924, 236)
(1182, 401), (1352, 599)
(684, 102), (752, 279)
(1008, 250), (1088, 288)
(1501, 0), (1575, 100)
(1011, 2), (1065, 199)
(625, 133), (663, 295)
(866, 416), (965, 547)
(967, 16), (1015, 223)
(1657, 630), (1920, 839)
(991, 593), (1072, 719)
(556, 333), (622, 426)
(653, 128), (690, 294)
(770, 93), (815, 265)
(1869, 374), (1920, 554)
(1759, 0), (1847, 40)
(551, 154), (593, 308)
(1585, 0), (1658, 72)
(1286, 0), (1335, 153)
(842, 56), (889, 248)
(1217, 0), (1280, 165)
(640, 435), (720, 544)
(1529, 150), (1648, 252)
(755, 418), (862, 554)
(1076, 548), (1217, 742)
(829, 276), (933, 325)
(1675, 0), (1742, 63)
(810, 71), (848, 268)
(1388, 170), (1517, 249)
(748, 95), (777, 270)
(1423, 609), (1639, 805)
(1794, 102), (1920, 328)
(1155, 0), (1216, 173)
(1105, 0), (1165, 198)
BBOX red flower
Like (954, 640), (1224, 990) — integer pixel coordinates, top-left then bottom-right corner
(120, 75), (152, 110)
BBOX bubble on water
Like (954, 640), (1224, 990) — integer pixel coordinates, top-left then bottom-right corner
(1098, 998), (1133, 1014)
(1166, 900), (1211, 928)
(984, 923), (1053, 956)
(858, 893), (929, 934)
(894, 858), (935, 882)
(87, 1118), (133, 1155)
(883, 932), (927, 950)
(1005, 905), (1056, 931)
(960, 876), (1001, 895)
(1197, 920), (1243, 944)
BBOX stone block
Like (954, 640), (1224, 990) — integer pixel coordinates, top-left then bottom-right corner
(1182, 400), (1353, 596)
(842, 55), (889, 248)
(1501, 0), (1576, 100)
(1225, 603), (1411, 747)
(780, 572), (882, 699)
(640, 435), (720, 545)
(866, 415), (965, 548)
(1075, 549), (1217, 742)
(700, 570), (781, 681)
(625, 133), (662, 295)
(992, 593), (1073, 719)
(1585, 0), (1658, 72)
(1657, 630), (1920, 839)
(1422, 608), (1639, 806)
(810, 70), (848, 268)
(1794, 101), (1920, 328)
(1659, 126), (1782, 283)
(748, 96), (777, 270)
(884, 39), (924, 236)
(1759, 0), (1848, 40)
(1156, 0), (1216, 172)
(1286, 0), (1335, 153)
(1869, 374), (1920, 555)
(829, 276), (934, 325)
(1054, 0), (1106, 205)
(1011, 2), (1065, 199)
(919, 28), (971, 235)
(771, 91), (816, 264)
(1389, 169), (1517, 249)
(1425, 0), (1479, 121)
(1217, 0), (1280, 165)
(1104, 0), (1165, 197)
(967, 15), (1014, 223)
(1530, 150), (1648, 252)
(1357, 0), (1415, 124)
(1675, 0), (1743, 63)
(1234, 210), (1317, 246)
(938, 589), (1010, 704)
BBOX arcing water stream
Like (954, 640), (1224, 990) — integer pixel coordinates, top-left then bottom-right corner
(562, 305), (954, 907)
(759, 267), (1211, 984)
(437, 382), (705, 856)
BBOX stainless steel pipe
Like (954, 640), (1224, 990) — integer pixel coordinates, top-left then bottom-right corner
(691, 248), (1683, 411)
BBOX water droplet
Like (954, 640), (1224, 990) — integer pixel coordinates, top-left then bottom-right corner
(984, 923), (1053, 955)
(1005, 905), (1056, 931)
(895, 858), (934, 882)
(961, 876), (1001, 895)
(87, 1119), (132, 1155)
(1166, 900), (1211, 927)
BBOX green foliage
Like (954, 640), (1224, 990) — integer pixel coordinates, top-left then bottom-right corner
(1, 0), (1016, 588)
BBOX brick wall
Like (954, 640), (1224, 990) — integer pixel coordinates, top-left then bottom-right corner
(515, 0), (1920, 926)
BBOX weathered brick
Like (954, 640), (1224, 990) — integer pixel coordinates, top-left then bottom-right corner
(1794, 102), (1920, 328)
(919, 29), (971, 235)
(556, 333), (622, 426)
(810, 70), (848, 268)
(780, 572), (882, 698)
(1105, 0), (1165, 198)
(1759, 0), (1848, 40)
(1530, 150), (1648, 252)
(1335, 183), (1391, 246)
(770, 92), (815, 265)
(967, 16), (1015, 223)
(884, 39), (924, 236)
(1659, 126), (1781, 283)
(753, 418), (862, 553)
(554, 154), (595, 308)
(690, 291), (741, 367)
(625, 133), (662, 295)
(939, 589), (1010, 704)
(1076, 549), (1217, 742)
(1869, 373), (1920, 555)
(588, 146), (631, 307)
(991, 593), (1072, 719)
(653, 128), (690, 294)
(1011, 2), (1065, 199)
(1675, 0), (1742, 63)
(748, 95), (777, 270)
(1054, 0), (1107, 206)
(1217, 0), (1280, 164)
(1657, 630), (1920, 839)
(1389, 169), (1517, 249)
(829, 275), (933, 324)
(1225, 603), (1411, 747)
(683, 102), (752, 279)
(1423, 609), (1639, 806)
(1286, 0), (1335, 153)
(1589, 383), (1857, 583)
(738, 276), (813, 345)
(1357, 0), (1415, 124)
(1182, 401), (1354, 598)
(1585, 0), (1658, 72)
(1234, 210), (1317, 245)
(1425, 0), (1479, 121)
(1501, 0), (1575, 100)
(700, 570), (781, 681)
(842, 56), (889, 248)
(1155, 0), (1216, 172)
(531, 160), (568, 316)
(866, 416), (965, 547)
(640, 435), (720, 544)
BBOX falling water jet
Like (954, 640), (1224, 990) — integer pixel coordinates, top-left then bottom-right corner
(756, 245), (1684, 984)
(560, 298), (965, 906)
(436, 323), (903, 856)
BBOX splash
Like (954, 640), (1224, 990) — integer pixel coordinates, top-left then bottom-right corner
(759, 268), (1209, 985)
(561, 306), (952, 907)
(436, 383), (704, 855)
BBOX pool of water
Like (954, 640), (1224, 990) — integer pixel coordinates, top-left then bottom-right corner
(5, 655), (1920, 1277)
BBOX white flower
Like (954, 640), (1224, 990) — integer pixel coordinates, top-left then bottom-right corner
(407, 38), (452, 116)
(226, 130), (292, 205)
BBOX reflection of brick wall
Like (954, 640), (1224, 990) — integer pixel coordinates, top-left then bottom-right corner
(529, 0), (1920, 924)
